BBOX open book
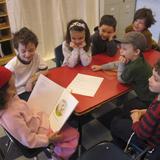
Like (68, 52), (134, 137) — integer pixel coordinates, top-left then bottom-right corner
(27, 74), (79, 132)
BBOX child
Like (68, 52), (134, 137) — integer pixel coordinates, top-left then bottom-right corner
(0, 66), (79, 160)
(5, 27), (48, 101)
(125, 8), (159, 51)
(91, 15), (117, 56)
(110, 60), (160, 160)
(62, 19), (92, 68)
(92, 32), (156, 114)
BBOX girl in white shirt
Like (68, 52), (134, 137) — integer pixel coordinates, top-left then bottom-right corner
(62, 19), (92, 68)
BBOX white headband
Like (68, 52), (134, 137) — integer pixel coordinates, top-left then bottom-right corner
(69, 22), (85, 30)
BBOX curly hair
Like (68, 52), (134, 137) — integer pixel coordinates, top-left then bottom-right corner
(133, 8), (156, 28)
(13, 27), (38, 50)
(65, 19), (90, 52)
(0, 83), (9, 109)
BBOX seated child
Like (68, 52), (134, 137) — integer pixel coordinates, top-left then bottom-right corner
(0, 66), (79, 160)
(62, 19), (91, 68)
(5, 27), (48, 101)
(110, 59), (160, 160)
(125, 8), (159, 51)
(92, 32), (156, 114)
(91, 15), (117, 56)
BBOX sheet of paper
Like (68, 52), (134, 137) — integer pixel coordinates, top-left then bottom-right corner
(67, 73), (104, 97)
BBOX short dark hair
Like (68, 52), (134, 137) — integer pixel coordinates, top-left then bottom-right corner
(65, 19), (90, 52)
(99, 15), (117, 31)
(154, 59), (160, 76)
(13, 27), (38, 50)
(133, 8), (156, 28)
(0, 83), (9, 109)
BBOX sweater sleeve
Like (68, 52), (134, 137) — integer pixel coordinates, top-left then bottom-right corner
(142, 30), (152, 50)
(101, 61), (119, 70)
(105, 40), (117, 56)
(125, 25), (133, 33)
(62, 41), (79, 68)
(132, 102), (160, 140)
(79, 48), (92, 66)
(5, 57), (17, 73)
(91, 32), (117, 56)
(117, 62), (126, 83)
(5, 108), (49, 148)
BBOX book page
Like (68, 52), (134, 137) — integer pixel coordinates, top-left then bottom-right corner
(49, 90), (78, 132)
(28, 74), (65, 115)
(67, 73), (104, 97)
(28, 74), (78, 132)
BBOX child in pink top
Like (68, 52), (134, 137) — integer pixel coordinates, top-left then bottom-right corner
(0, 66), (79, 160)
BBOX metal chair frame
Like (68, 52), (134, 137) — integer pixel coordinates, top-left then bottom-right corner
(4, 129), (52, 160)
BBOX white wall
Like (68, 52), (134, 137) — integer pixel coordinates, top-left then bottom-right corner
(99, 0), (136, 38)
(136, 0), (160, 41)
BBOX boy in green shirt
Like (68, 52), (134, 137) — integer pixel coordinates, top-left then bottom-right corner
(92, 32), (156, 116)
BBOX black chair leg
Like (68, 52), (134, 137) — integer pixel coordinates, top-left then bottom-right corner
(0, 148), (5, 160)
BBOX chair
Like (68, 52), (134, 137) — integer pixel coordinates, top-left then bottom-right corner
(77, 141), (132, 160)
(54, 44), (64, 67)
(4, 129), (52, 160)
(125, 133), (152, 160)
(0, 147), (4, 160)
(77, 140), (152, 160)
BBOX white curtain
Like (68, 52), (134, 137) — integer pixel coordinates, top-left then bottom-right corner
(6, 0), (99, 61)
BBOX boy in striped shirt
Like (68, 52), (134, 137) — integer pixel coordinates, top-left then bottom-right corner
(111, 59), (160, 160)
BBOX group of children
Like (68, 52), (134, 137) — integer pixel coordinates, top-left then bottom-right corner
(62, 7), (159, 68)
(0, 28), (79, 160)
(0, 7), (160, 160)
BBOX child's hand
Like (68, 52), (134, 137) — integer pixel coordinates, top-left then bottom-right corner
(79, 41), (86, 48)
(25, 80), (33, 92)
(119, 55), (129, 64)
(91, 65), (102, 71)
(130, 110), (142, 123)
(131, 109), (146, 117)
(70, 42), (78, 48)
(49, 132), (63, 143)
(108, 32), (116, 41)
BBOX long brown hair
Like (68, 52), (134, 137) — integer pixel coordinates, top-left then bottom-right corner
(65, 19), (90, 52)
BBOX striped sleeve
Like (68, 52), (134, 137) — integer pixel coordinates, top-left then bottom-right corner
(132, 101), (160, 140)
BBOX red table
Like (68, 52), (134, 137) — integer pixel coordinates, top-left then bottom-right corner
(48, 49), (160, 115)
(144, 49), (160, 66)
